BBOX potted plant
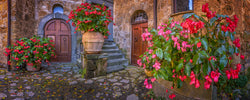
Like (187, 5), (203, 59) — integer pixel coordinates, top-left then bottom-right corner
(22, 35), (56, 71)
(4, 40), (26, 70)
(137, 3), (247, 99)
(68, 2), (113, 54)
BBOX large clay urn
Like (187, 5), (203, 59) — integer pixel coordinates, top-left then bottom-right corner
(81, 31), (104, 54)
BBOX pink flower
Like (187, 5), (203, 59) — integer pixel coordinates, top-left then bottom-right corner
(152, 54), (157, 58)
(137, 59), (142, 66)
(178, 75), (187, 81)
(153, 60), (161, 70)
(151, 78), (156, 82)
(145, 84), (152, 89)
(149, 49), (153, 54)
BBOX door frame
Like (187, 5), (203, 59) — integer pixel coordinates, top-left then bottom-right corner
(44, 19), (72, 62)
(37, 13), (77, 63)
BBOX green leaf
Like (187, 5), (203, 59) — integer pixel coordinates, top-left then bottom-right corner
(177, 79), (183, 88)
(163, 51), (171, 62)
(182, 13), (194, 19)
(201, 38), (208, 50)
(176, 60), (184, 72)
(230, 33), (234, 41)
(199, 51), (209, 58)
(219, 55), (228, 70)
(156, 48), (163, 60)
(185, 63), (191, 76)
(193, 53), (200, 65)
(210, 17), (218, 26)
(229, 46), (234, 55)
(216, 45), (226, 54)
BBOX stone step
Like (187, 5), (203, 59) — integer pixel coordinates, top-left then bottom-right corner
(107, 58), (128, 66)
(103, 42), (114, 45)
(107, 65), (125, 73)
(107, 53), (124, 60)
(102, 44), (117, 49)
(101, 49), (120, 53)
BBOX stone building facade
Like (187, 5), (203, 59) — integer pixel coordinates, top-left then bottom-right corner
(0, 0), (8, 65)
(0, 0), (114, 66)
(113, 0), (250, 67)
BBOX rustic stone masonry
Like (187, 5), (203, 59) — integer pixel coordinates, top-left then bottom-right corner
(82, 53), (108, 79)
(0, 0), (8, 66)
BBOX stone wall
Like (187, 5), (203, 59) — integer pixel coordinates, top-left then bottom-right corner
(11, 0), (36, 41)
(0, 0), (8, 65)
(113, 0), (250, 65)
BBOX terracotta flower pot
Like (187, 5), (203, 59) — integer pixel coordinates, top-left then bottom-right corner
(10, 61), (19, 71)
(81, 31), (104, 54)
(26, 63), (41, 71)
(144, 69), (154, 77)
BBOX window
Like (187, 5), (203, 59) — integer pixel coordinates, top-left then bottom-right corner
(53, 5), (63, 14)
(173, 0), (193, 13)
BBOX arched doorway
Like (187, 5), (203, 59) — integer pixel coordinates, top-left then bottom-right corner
(131, 10), (148, 65)
(44, 19), (71, 62)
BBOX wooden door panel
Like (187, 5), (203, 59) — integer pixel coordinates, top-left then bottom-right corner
(60, 35), (69, 54)
(132, 23), (148, 65)
(44, 19), (71, 62)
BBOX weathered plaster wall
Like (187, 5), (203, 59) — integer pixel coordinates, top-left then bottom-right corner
(113, 0), (155, 62)
(12, 0), (36, 40)
(0, 0), (8, 65)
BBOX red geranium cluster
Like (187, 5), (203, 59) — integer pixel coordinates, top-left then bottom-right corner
(221, 15), (238, 32)
(226, 64), (241, 80)
(233, 38), (240, 48)
(4, 36), (56, 67)
(202, 3), (216, 19)
(68, 2), (113, 36)
(181, 18), (204, 34)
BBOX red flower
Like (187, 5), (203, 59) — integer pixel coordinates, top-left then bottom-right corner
(210, 71), (221, 82)
(190, 59), (193, 63)
(8, 61), (11, 65)
(235, 53), (239, 56)
(236, 63), (241, 71)
(197, 41), (201, 48)
(166, 89), (168, 93)
(195, 79), (200, 88)
(240, 55), (244, 60)
(202, 3), (209, 12)
(169, 93), (176, 99)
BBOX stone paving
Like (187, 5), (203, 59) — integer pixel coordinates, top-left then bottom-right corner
(0, 63), (150, 100)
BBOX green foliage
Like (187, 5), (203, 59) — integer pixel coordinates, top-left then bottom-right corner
(6, 35), (56, 68)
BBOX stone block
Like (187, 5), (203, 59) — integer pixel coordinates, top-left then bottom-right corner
(82, 53), (108, 79)
(152, 78), (216, 100)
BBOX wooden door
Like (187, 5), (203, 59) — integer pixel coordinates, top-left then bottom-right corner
(44, 19), (71, 62)
(131, 22), (148, 65)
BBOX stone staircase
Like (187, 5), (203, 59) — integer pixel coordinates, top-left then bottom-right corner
(102, 41), (129, 73)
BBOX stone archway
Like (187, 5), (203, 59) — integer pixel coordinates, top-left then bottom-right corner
(131, 10), (148, 65)
(38, 13), (77, 63)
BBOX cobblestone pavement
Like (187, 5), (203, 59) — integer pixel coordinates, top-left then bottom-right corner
(0, 63), (150, 100)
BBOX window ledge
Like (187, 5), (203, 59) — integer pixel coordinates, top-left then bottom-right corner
(170, 10), (194, 17)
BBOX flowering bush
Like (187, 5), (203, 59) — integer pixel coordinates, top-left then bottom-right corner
(138, 3), (247, 99)
(68, 2), (113, 37)
(4, 35), (56, 68)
